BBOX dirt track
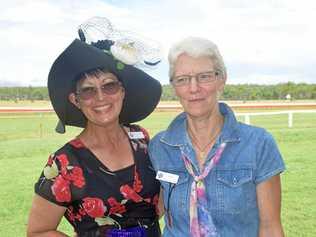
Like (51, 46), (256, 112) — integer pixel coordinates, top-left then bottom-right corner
(1, 101), (316, 113)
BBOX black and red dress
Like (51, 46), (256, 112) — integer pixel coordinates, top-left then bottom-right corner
(34, 125), (161, 237)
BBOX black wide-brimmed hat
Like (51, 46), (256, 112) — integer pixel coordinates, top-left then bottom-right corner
(48, 39), (162, 133)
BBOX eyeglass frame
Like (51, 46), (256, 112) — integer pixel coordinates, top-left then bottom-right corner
(170, 70), (222, 87)
(75, 80), (123, 100)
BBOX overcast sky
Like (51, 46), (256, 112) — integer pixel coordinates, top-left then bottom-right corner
(1, 0), (316, 86)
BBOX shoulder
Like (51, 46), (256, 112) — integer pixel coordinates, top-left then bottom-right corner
(237, 123), (284, 162)
(237, 122), (274, 143)
(148, 130), (167, 152)
(50, 139), (84, 167)
(150, 130), (165, 143)
(240, 124), (279, 157)
(231, 122), (282, 161)
(34, 140), (86, 205)
(148, 130), (175, 170)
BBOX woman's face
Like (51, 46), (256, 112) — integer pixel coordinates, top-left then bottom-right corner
(69, 72), (125, 127)
(172, 53), (225, 118)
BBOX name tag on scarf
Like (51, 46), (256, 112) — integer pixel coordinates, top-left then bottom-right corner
(128, 131), (145, 139)
(156, 171), (179, 184)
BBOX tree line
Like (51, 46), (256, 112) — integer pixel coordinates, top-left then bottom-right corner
(0, 86), (49, 101)
(162, 82), (316, 100)
(0, 82), (315, 102)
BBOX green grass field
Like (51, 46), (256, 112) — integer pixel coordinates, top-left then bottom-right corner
(0, 109), (315, 236)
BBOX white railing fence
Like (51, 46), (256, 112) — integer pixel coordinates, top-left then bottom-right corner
(235, 110), (316, 128)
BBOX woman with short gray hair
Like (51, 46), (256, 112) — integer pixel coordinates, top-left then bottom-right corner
(149, 36), (285, 237)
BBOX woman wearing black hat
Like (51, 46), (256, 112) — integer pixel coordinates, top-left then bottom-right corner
(27, 18), (162, 237)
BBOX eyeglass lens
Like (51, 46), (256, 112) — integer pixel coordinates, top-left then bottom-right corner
(78, 81), (122, 100)
(172, 71), (219, 86)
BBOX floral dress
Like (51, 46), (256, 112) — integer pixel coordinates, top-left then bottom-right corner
(34, 125), (161, 237)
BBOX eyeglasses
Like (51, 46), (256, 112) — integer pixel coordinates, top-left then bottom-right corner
(76, 81), (122, 100)
(170, 71), (220, 87)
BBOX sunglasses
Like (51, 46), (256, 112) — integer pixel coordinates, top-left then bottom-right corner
(76, 81), (122, 100)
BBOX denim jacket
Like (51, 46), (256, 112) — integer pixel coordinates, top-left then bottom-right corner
(148, 103), (285, 237)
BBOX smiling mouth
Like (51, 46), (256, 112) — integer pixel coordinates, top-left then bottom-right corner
(188, 98), (204, 102)
(94, 104), (111, 112)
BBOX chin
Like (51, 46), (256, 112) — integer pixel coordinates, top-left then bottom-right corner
(87, 115), (120, 128)
(184, 105), (206, 114)
(185, 109), (208, 118)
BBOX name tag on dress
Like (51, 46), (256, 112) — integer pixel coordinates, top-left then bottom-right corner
(128, 131), (145, 139)
(156, 171), (179, 184)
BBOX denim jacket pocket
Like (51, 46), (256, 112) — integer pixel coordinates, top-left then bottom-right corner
(216, 168), (256, 214)
(217, 168), (252, 187)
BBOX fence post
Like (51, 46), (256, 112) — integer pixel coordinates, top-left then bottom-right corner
(245, 114), (250, 125)
(288, 112), (293, 128)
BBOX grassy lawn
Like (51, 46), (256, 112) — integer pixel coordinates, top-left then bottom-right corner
(0, 109), (315, 236)
(1, 99), (315, 107)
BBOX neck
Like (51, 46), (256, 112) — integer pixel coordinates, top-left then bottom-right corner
(187, 106), (223, 167)
(187, 104), (223, 142)
(79, 121), (125, 149)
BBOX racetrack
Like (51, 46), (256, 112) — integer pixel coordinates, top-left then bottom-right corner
(1, 101), (316, 113)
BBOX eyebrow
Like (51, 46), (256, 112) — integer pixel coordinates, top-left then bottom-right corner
(81, 78), (119, 87)
(103, 78), (118, 83)
(174, 70), (216, 77)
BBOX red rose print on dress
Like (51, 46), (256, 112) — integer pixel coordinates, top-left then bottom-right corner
(69, 139), (85, 149)
(45, 152), (86, 203)
(69, 166), (85, 188)
(120, 184), (142, 203)
(56, 153), (69, 168)
(51, 175), (71, 202)
(82, 197), (105, 218)
(152, 194), (159, 215)
(67, 206), (84, 222)
(47, 154), (54, 166)
(133, 170), (143, 193)
(67, 207), (76, 222)
(107, 197), (126, 215)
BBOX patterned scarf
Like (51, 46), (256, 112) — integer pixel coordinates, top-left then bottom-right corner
(181, 142), (227, 237)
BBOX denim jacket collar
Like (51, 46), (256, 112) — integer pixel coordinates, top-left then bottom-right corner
(160, 102), (240, 147)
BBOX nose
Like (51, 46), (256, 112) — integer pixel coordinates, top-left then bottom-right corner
(188, 77), (199, 93)
(95, 87), (106, 100)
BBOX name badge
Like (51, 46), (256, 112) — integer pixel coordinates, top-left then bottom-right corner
(156, 170), (179, 184)
(128, 131), (145, 139)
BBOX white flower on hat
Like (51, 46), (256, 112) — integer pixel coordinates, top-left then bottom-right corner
(79, 16), (161, 67)
(110, 40), (140, 65)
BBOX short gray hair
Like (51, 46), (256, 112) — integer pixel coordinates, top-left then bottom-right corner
(168, 37), (227, 79)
